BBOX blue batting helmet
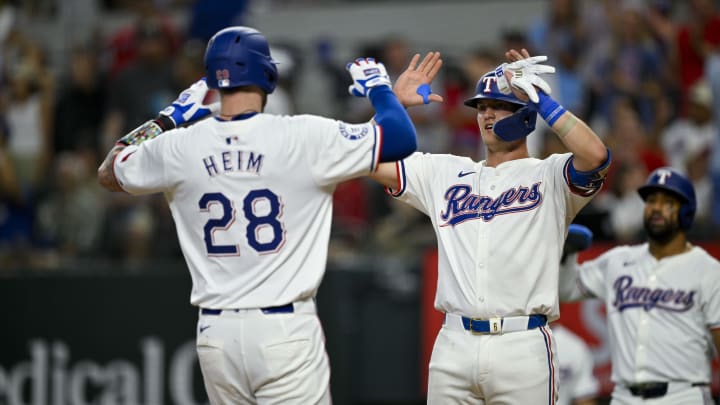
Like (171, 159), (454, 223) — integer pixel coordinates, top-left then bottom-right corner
(204, 26), (278, 93)
(463, 71), (527, 108)
(637, 167), (696, 229)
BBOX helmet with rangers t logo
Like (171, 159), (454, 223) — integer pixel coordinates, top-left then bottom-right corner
(637, 167), (697, 229)
(204, 26), (278, 93)
(463, 71), (536, 142)
(463, 71), (527, 108)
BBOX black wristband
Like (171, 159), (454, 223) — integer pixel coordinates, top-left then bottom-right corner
(154, 114), (176, 131)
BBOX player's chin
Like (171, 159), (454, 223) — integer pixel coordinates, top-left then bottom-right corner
(487, 132), (522, 146)
(643, 219), (680, 241)
(479, 129), (495, 142)
(481, 126), (504, 141)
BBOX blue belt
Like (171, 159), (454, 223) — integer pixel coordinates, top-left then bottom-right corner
(461, 314), (547, 333)
(201, 303), (294, 315)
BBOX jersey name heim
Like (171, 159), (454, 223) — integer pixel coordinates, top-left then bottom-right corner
(202, 148), (264, 177)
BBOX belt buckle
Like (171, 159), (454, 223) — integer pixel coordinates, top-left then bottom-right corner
(488, 317), (502, 334)
(468, 318), (490, 335)
(468, 318), (484, 335)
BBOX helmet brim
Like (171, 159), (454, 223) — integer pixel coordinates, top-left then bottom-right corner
(463, 94), (526, 109)
(637, 185), (690, 203)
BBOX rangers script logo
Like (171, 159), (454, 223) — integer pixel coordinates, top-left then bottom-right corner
(612, 275), (696, 312)
(440, 182), (543, 226)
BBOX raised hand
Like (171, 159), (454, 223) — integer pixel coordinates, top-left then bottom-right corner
(159, 78), (220, 128)
(393, 51), (444, 107)
(346, 57), (392, 97)
(496, 49), (555, 103)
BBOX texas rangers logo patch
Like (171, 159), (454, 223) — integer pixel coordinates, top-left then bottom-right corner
(339, 123), (369, 140)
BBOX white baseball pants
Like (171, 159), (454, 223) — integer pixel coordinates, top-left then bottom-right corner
(427, 322), (558, 404)
(195, 299), (331, 405)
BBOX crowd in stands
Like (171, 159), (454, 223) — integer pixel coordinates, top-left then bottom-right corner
(1, 0), (719, 271)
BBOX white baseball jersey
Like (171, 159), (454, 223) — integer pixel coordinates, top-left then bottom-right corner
(553, 325), (599, 405)
(113, 114), (382, 309)
(389, 152), (595, 321)
(571, 244), (720, 384)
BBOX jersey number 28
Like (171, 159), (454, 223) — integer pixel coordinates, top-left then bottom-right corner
(199, 190), (285, 255)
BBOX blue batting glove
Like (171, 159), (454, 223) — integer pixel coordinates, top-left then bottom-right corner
(159, 78), (220, 128)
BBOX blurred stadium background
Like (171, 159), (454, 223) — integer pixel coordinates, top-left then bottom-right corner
(1, 0), (720, 404)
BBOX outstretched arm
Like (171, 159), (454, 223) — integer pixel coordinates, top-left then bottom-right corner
(369, 52), (444, 188)
(346, 57), (417, 163)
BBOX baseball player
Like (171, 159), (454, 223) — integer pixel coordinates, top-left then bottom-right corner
(559, 167), (720, 404)
(555, 224), (599, 405)
(97, 26), (442, 404)
(371, 49), (611, 404)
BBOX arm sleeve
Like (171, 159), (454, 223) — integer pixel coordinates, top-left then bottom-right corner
(369, 86), (417, 162)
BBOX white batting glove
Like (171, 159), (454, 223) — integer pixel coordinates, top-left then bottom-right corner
(346, 57), (392, 98)
(494, 56), (555, 103)
(159, 78), (220, 128)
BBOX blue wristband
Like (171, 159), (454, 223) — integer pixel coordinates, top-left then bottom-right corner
(531, 92), (566, 126)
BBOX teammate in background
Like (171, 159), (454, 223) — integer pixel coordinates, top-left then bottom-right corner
(373, 49), (611, 403)
(97, 26), (442, 404)
(556, 224), (599, 405)
(559, 168), (720, 404)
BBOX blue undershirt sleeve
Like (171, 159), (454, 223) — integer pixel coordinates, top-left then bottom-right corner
(369, 86), (417, 162)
